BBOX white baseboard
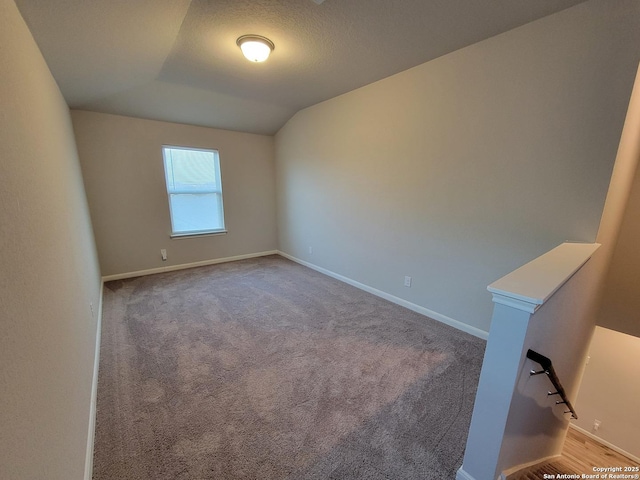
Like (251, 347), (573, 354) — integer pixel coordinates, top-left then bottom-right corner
(277, 251), (489, 340)
(456, 467), (477, 480)
(102, 250), (488, 340)
(569, 424), (640, 463)
(102, 250), (278, 282)
(499, 454), (562, 480)
(84, 281), (104, 480)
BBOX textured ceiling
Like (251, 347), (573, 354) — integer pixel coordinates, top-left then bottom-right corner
(16, 0), (589, 135)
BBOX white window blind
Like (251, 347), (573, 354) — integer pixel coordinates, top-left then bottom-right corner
(162, 146), (225, 236)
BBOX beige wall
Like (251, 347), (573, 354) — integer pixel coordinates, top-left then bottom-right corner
(275, 0), (640, 333)
(71, 111), (277, 277)
(568, 64), (640, 460)
(464, 60), (640, 476)
(597, 157), (640, 338)
(0, 1), (102, 479)
(574, 327), (640, 459)
(464, 229), (633, 477)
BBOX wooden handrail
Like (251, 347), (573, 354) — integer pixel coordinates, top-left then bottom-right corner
(526, 349), (578, 419)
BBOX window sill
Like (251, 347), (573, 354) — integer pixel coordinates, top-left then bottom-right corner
(170, 230), (227, 239)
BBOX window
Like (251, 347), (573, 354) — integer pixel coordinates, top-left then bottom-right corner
(162, 146), (225, 237)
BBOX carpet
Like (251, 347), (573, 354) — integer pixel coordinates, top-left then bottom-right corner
(93, 255), (485, 479)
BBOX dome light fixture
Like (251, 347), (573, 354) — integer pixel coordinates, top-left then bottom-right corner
(236, 35), (274, 63)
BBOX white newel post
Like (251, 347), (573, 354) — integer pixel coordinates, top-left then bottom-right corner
(456, 242), (600, 480)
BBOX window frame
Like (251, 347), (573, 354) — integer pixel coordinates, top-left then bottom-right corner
(161, 145), (227, 238)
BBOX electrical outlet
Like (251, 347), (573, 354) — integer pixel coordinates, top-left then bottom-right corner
(593, 419), (601, 431)
(309, 246), (313, 254)
(161, 249), (167, 261)
(404, 276), (412, 287)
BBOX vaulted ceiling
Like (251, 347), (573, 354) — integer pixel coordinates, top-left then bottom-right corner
(16, 0), (588, 135)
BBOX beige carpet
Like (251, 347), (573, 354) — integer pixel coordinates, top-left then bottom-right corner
(93, 255), (485, 479)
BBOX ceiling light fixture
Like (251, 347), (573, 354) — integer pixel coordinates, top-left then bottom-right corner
(236, 35), (274, 63)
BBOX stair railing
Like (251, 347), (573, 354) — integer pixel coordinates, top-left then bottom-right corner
(526, 349), (578, 420)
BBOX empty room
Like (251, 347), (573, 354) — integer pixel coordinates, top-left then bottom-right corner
(2, 0), (640, 479)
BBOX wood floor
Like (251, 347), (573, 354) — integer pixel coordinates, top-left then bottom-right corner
(509, 427), (638, 479)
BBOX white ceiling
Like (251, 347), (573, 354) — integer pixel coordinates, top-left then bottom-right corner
(16, 0), (588, 135)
